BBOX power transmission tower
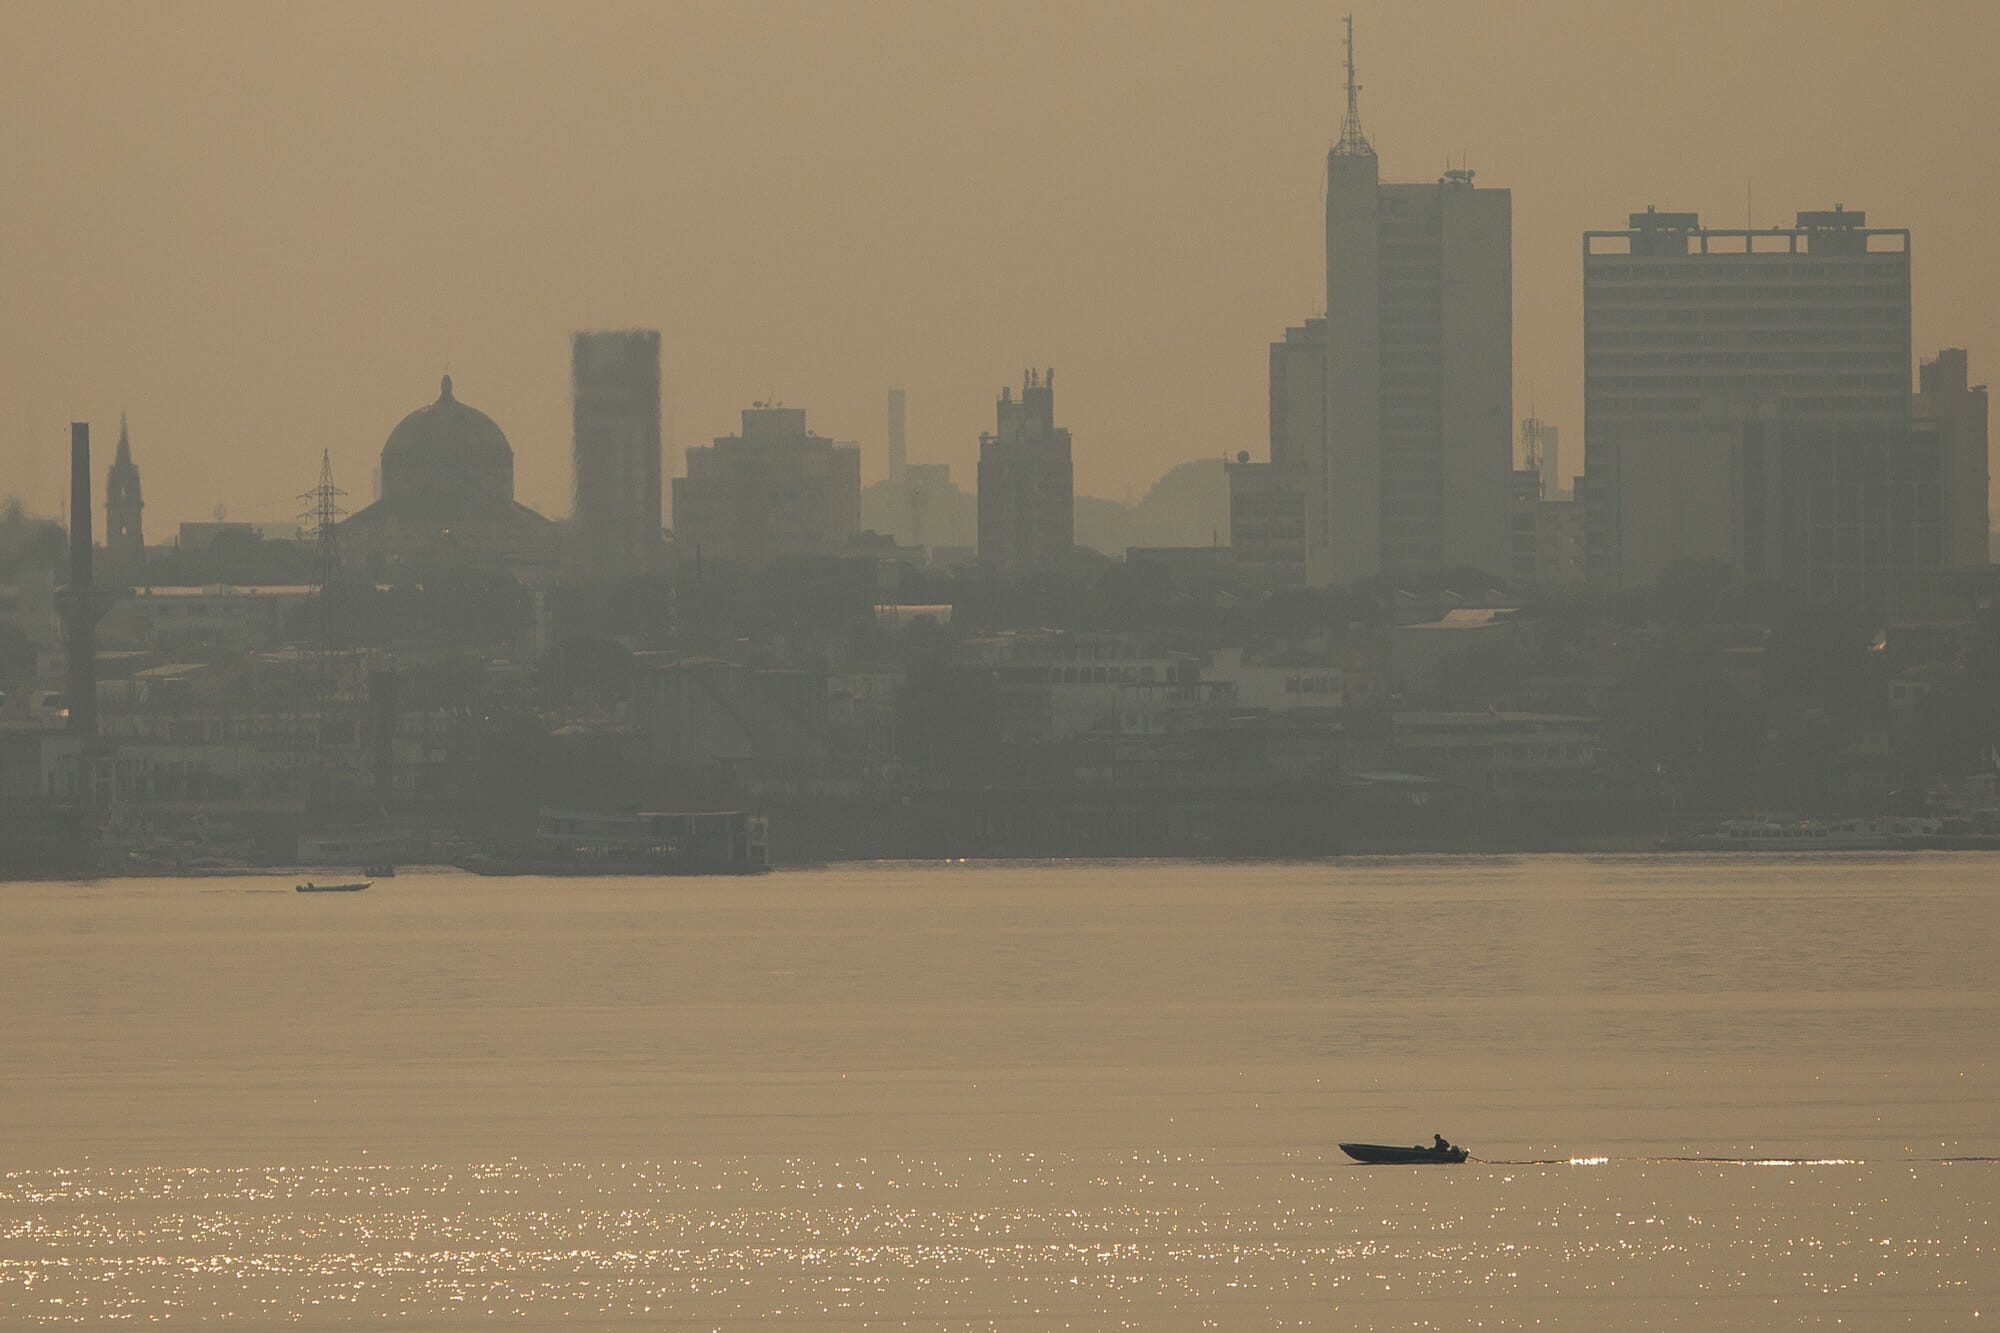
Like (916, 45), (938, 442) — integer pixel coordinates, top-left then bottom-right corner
(299, 451), (347, 807)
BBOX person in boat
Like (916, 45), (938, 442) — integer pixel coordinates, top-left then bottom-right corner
(1434, 1134), (1453, 1153)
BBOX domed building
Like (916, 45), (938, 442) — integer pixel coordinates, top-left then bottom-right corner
(341, 375), (558, 570)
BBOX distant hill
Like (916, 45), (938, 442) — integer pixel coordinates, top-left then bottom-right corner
(1075, 458), (1229, 557)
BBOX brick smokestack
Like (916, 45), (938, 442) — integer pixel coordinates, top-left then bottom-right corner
(65, 422), (98, 737)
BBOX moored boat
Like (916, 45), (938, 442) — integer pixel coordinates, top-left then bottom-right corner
(296, 880), (371, 893)
(1340, 1140), (1469, 1165)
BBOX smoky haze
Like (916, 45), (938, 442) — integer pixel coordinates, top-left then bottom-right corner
(1, 0), (1996, 529)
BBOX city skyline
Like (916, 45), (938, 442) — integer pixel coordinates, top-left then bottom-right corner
(3, 1), (1996, 535)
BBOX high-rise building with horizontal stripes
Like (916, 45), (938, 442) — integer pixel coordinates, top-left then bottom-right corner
(1581, 206), (1914, 589)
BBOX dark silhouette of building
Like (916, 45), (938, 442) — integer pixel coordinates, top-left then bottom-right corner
(104, 415), (143, 569)
(977, 368), (1073, 572)
(572, 330), (662, 575)
(672, 406), (861, 567)
(1229, 319), (1322, 581)
(341, 375), (557, 570)
(1915, 348), (1991, 570)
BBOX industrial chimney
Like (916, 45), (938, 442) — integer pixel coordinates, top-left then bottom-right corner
(63, 422), (99, 737)
(888, 388), (906, 484)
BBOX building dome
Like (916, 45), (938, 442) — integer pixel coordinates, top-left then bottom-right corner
(378, 374), (515, 512)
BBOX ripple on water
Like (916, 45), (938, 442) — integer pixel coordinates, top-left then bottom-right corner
(1, 1156), (1992, 1326)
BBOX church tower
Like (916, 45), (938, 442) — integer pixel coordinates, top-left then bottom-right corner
(105, 414), (145, 568)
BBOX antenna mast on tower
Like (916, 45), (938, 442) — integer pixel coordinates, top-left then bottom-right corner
(1333, 14), (1374, 157)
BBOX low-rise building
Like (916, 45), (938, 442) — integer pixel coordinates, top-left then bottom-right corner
(127, 584), (312, 656)
(1394, 711), (1600, 799)
(1204, 647), (1344, 711)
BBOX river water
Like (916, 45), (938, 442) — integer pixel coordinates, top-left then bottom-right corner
(1, 855), (1993, 1327)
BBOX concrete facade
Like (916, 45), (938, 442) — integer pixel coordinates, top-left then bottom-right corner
(672, 406), (861, 568)
(1581, 206), (1913, 587)
(977, 369), (1073, 572)
(1324, 160), (1513, 585)
(1743, 416), (1953, 606)
(572, 330), (663, 576)
(1226, 319), (1322, 583)
(1322, 149), (1382, 585)
(1915, 348), (1991, 570)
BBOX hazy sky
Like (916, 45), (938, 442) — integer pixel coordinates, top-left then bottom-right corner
(3, 1), (1995, 534)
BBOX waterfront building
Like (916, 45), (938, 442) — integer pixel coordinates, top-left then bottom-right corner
(977, 369), (1073, 572)
(572, 330), (663, 576)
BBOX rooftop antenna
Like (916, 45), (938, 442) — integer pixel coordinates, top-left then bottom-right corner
(1333, 14), (1374, 157)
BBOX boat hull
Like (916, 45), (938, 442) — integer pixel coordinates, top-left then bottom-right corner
(1339, 1142), (1468, 1165)
(296, 881), (371, 893)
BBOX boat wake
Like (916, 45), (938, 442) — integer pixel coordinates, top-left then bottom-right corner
(1464, 1154), (1998, 1166)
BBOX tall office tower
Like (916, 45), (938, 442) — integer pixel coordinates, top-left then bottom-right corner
(1581, 207), (1913, 589)
(977, 368), (1073, 572)
(104, 414), (144, 568)
(1915, 348), (1991, 570)
(887, 388), (907, 483)
(1320, 19), (1512, 585)
(672, 406), (861, 568)
(572, 330), (663, 575)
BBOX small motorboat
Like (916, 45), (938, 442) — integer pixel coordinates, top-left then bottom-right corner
(1340, 1139), (1469, 1165)
(296, 880), (371, 893)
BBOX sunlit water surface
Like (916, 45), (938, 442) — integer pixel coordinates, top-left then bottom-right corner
(2, 855), (1993, 1328)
